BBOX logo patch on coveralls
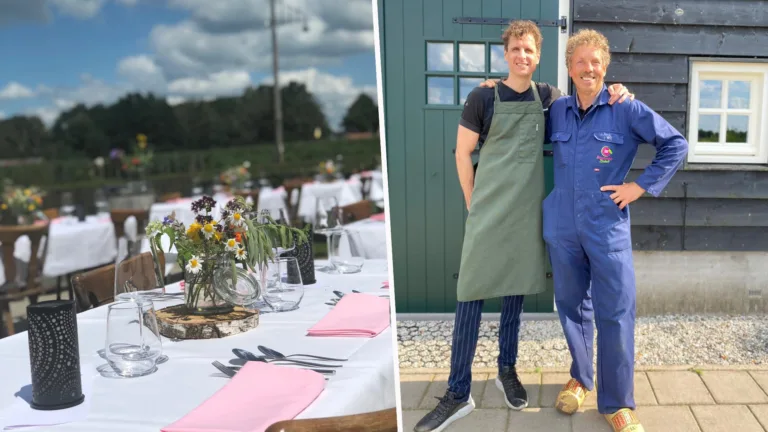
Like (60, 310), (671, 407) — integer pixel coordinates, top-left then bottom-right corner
(597, 146), (613, 163)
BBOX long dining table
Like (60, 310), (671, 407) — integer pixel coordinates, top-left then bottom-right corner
(0, 259), (395, 431)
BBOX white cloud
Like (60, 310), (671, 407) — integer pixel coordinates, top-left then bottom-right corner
(152, 0), (373, 78)
(0, 82), (35, 99)
(168, 70), (251, 96)
(49, 0), (105, 19)
(27, 107), (61, 126)
(261, 68), (376, 130)
(117, 55), (166, 89)
(0, 0), (50, 26)
(166, 96), (187, 106)
(0, 111), (5, 120)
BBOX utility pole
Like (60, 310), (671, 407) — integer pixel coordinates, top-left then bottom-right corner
(269, 0), (284, 164)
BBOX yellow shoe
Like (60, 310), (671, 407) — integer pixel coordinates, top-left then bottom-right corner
(605, 408), (644, 432)
(555, 378), (589, 414)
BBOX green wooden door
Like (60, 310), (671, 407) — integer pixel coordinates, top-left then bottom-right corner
(380, 0), (561, 314)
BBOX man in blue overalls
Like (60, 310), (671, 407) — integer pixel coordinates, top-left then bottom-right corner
(544, 29), (688, 432)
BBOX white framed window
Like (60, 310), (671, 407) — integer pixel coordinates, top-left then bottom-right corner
(687, 60), (768, 164)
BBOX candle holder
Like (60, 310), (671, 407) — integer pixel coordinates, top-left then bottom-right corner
(26, 300), (84, 410)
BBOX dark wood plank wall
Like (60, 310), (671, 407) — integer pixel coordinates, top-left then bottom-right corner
(573, 0), (768, 251)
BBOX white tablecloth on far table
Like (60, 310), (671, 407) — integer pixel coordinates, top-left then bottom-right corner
(0, 216), (117, 285)
(0, 259), (395, 431)
(298, 181), (363, 224)
(340, 217), (388, 259)
(349, 170), (385, 207)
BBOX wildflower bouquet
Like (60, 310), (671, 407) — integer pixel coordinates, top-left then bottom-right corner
(120, 133), (153, 178)
(219, 161), (251, 189)
(0, 181), (45, 225)
(145, 195), (308, 315)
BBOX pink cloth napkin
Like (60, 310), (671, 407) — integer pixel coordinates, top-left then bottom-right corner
(381, 281), (389, 289)
(369, 213), (385, 221)
(161, 362), (325, 432)
(307, 293), (390, 337)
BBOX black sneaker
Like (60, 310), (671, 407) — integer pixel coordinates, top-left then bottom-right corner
(413, 391), (475, 432)
(495, 365), (528, 410)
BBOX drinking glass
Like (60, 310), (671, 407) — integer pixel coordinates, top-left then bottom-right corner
(262, 257), (304, 312)
(93, 189), (110, 217)
(314, 197), (344, 274)
(329, 229), (365, 274)
(59, 192), (76, 222)
(103, 299), (162, 378)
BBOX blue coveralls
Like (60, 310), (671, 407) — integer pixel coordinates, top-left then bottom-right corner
(544, 85), (688, 414)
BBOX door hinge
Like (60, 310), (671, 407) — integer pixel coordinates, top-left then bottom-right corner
(452, 16), (568, 33)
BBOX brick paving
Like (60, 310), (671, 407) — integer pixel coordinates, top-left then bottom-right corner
(399, 366), (768, 431)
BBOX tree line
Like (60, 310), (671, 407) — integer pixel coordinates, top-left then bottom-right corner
(0, 81), (379, 161)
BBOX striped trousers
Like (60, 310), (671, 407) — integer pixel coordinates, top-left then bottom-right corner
(447, 295), (525, 401)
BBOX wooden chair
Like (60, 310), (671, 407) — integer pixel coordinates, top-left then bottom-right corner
(71, 251), (164, 311)
(265, 408), (397, 432)
(340, 200), (375, 224)
(42, 208), (59, 220)
(0, 222), (51, 336)
(159, 192), (182, 202)
(282, 178), (311, 225)
(110, 208), (150, 256)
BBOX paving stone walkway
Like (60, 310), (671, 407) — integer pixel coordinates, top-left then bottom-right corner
(399, 366), (768, 431)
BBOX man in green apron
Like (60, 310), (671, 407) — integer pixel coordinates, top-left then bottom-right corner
(413, 20), (632, 432)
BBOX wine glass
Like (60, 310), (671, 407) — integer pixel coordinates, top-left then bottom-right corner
(262, 257), (304, 312)
(314, 197), (344, 274)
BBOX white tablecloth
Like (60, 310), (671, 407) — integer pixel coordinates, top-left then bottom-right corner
(0, 259), (394, 431)
(349, 171), (385, 207)
(0, 216), (117, 285)
(297, 181), (362, 224)
(341, 218), (388, 259)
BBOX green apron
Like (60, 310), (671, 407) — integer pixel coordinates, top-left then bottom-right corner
(456, 81), (547, 302)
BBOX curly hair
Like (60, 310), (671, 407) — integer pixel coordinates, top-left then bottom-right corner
(501, 20), (543, 53)
(565, 28), (611, 68)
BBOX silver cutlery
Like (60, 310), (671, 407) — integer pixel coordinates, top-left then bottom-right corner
(232, 348), (343, 368)
(257, 345), (348, 362)
(212, 361), (333, 378)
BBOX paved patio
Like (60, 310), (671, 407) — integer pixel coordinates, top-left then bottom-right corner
(399, 366), (768, 431)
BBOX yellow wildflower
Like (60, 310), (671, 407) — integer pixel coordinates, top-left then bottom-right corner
(1, 204), (7, 210)
(28, 204), (35, 211)
(24, 189), (31, 196)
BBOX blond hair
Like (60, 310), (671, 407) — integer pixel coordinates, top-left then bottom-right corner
(502, 20), (543, 53)
(565, 29), (611, 68)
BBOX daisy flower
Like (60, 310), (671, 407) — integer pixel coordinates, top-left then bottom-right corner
(186, 256), (203, 274)
(202, 222), (216, 240)
(228, 211), (245, 227)
(235, 247), (247, 261)
(225, 238), (239, 252)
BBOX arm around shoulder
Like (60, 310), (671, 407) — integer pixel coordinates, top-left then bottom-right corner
(628, 100), (689, 197)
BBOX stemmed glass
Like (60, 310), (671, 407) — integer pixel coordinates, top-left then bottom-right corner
(114, 243), (165, 301)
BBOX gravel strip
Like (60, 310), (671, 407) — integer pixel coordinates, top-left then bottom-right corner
(397, 315), (768, 369)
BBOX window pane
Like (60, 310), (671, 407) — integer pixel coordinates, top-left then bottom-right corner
(427, 76), (454, 105)
(490, 44), (506, 73)
(698, 114), (720, 142)
(427, 43), (454, 71)
(699, 80), (722, 108)
(459, 43), (484, 72)
(728, 80), (751, 109)
(459, 77), (484, 104)
(726, 115), (749, 143)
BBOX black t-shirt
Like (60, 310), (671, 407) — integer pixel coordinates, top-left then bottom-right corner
(459, 81), (562, 150)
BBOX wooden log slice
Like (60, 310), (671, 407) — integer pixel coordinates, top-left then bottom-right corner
(156, 304), (259, 340)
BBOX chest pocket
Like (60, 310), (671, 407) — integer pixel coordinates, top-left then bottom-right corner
(593, 132), (624, 165)
(550, 131), (572, 167)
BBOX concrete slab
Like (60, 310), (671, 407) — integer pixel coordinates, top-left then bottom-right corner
(647, 371), (715, 405)
(700, 371), (768, 404)
(635, 406), (701, 432)
(691, 405), (764, 432)
(507, 408), (571, 432)
(399, 374), (433, 410)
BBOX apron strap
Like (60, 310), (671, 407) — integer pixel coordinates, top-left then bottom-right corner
(530, 81), (541, 103)
(494, 81), (501, 103)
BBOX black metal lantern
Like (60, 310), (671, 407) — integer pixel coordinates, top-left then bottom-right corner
(26, 300), (85, 410)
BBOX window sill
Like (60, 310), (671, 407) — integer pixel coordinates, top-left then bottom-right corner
(682, 162), (768, 172)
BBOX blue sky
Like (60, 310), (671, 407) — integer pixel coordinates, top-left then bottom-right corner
(0, 0), (377, 130)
